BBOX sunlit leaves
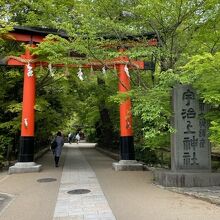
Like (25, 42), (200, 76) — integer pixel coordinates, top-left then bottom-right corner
(132, 85), (173, 148)
(0, 0), (220, 159)
(179, 52), (220, 144)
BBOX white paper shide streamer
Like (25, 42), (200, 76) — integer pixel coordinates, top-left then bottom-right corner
(124, 64), (130, 78)
(27, 63), (33, 77)
(48, 63), (54, 76)
(77, 68), (84, 81)
(102, 66), (106, 74)
(24, 118), (28, 127)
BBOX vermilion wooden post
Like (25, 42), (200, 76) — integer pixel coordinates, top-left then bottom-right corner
(117, 50), (135, 160)
(19, 47), (36, 162)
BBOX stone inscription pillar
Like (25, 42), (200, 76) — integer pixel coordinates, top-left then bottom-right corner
(153, 84), (220, 187)
(171, 84), (211, 171)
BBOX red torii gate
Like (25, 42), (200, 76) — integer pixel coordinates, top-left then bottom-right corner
(2, 26), (157, 173)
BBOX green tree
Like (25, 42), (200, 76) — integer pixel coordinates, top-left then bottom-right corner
(0, 0), (220, 165)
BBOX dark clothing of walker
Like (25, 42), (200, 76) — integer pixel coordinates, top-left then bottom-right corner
(54, 134), (64, 167)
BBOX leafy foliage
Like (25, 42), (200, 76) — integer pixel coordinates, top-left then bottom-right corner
(0, 0), (220, 164)
(180, 52), (220, 144)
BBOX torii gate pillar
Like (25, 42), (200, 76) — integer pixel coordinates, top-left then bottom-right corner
(113, 51), (144, 171)
(9, 48), (41, 174)
(118, 59), (134, 160)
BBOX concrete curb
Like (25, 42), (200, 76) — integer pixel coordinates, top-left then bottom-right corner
(34, 147), (50, 160)
(1, 147), (50, 170)
(95, 147), (119, 161)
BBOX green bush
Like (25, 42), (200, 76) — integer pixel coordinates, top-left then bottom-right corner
(0, 135), (13, 166)
(135, 146), (159, 164)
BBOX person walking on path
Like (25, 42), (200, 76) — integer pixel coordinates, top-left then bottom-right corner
(54, 131), (64, 167)
(68, 132), (73, 144)
(75, 132), (80, 144)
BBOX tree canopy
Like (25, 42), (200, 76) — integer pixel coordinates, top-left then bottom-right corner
(0, 0), (219, 165)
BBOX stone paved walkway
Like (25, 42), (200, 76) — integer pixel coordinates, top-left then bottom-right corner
(53, 144), (116, 220)
(1, 143), (220, 220)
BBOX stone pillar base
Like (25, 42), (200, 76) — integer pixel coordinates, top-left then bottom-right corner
(154, 169), (220, 187)
(112, 160), (144, 171)
(8, 162), (42, 174)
